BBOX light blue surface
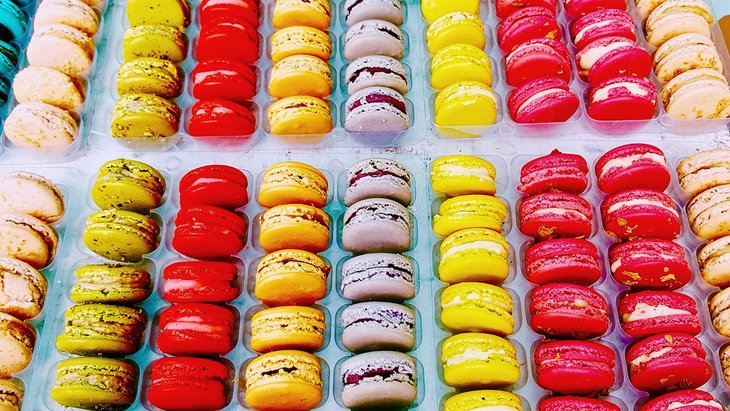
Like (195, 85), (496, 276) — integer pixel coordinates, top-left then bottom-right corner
(712, 0), (730, 16)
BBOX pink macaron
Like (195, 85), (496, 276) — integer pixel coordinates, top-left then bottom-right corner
(495, 0), (557, 19)
(564, 0), (626, 18)
(609, 239), (691, 290)
(497, 6), (561, 52)
(570, 9), (636, 50)
(601, 189), (680, 240)
(508, 77), (579, 123)
(530, 283), (610, 338)
(535, 340), (616, 395)
(595, 143), (670, 194)
(524, 238), (602, 285)
(639, 390), (724, 411)
(539, 396), (621, 411)
(519, 149), (588, 195)
(588, 76), (658, 121)
(505, 38), (571, 87)
(519, 192), (593, 240)
(619, 291), (701, 338)
(576, 36), (652, 84)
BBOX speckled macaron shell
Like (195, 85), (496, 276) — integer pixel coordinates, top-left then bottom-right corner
(344, 157), (411, 206)
(342, 198), (411, 253)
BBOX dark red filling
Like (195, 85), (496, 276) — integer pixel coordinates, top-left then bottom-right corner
(261, 366), (297, 376)
(377, 26), (401, 40)
(349, 94), (406, 114)
(344, 205), (407, 226)
(345, 0), (364, 17)
(349, 67), (406, 83)
(345, 368), (397, 384)
(351, 170), (408, 185)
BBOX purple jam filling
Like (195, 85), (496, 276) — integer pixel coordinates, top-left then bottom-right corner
(349, 94), (406, 114)
(349, 67), (407, 83)
(350, 170), (408, 185)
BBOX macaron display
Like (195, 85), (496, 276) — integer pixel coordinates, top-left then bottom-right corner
(519, 192), (593, 240)
(0, 257), (47, 319)
(438, 228), (510, 284)
(91, 158), (166, 212)
(179, 164), (249, 210)
(519, 150), (588, 195)
(162, 260), (240, 303)
(431, 155), (497, 197)
(51, 357), (138, 410)
(340, 351), (417, 408)
(341, 302), (414, 352)
(342, 198), (410, 253)
(441, 282), (514, 336)
(530, 283), (609, 338)
(259, 204), (330, 253)
(71, 264), (151, 304)
(172, 205), (246, 260)
(0, 172), (65, 223)
(619, 290), (701, 338)
(250, 305), (325, 352)
(609, 239), (691, 289)
(83, 209), (160, 262)
(601, 189), (680, 240)
(255, 249), (330, 306)
(534, 340), (616, 394)
(524, 238), (602, 285)
(147, 357), (229, 411)
(157, 303), (236, 356)
(245, 350), (322, 411)
(709, 287), (730, 336)
(344, 158), (411, 206)
(340, 252), (415, 302)
(595, 143), (670, 194)
(0, 312), (34, 376)
(259, 161), (328, 208)
(441, 333), (520, 388)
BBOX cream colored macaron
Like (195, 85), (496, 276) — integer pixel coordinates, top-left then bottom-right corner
(645, 0), (713, 47)
(26, 23), (95, 76)
(721, 345), (730, 386)
(654, 33), (722, 82)
(698, 235), (730, 287)
(661, 69), (730, 119)
(677, 149), (730, 196)
(13, 66), (85, 111)
(34, 0), (100, 36)
(686, 184), (730, 239)
(4, 102), (78, 148)
(710, 287), (730, 337)
(636, 0), (668, 20)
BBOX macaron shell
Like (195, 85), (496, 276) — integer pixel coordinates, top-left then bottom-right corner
(444, 390), (522, 411)
(564, 0), (626, 18)
(0, 213), (57, 269)
(620, 290), (701, 338)
(518, 193), (593, 239)
(438, 228), (510, 284)
(570, 9), (636, 49)
(345, 19), (404, 60)
(255, 249), (330, 306)
(524, 238), (602, 285)
(173, 205), (246, 260)
(430, 43), (491, 90)
(245, 350), (322, 411)
(505, 39), (571, 87)
(539, 396), (621, 411)
(0, 39), (18, 73)
(148, 357), (228, 411)
(127, 0), (190, 27)
(12, 66), (85, 111)
(273, 0), (331, 30)
(34, 0), (99, 36)
(179, 164), (249, 209)
(434, 81), (498, 126)
(342, 198), (410, 253)
(432, 194), (507, 236)
(192, 59), (257, 102)
(430, 155), (497, 197)
(250, 306), (325, 352)
(639, 389), (724, 411)
(259, 204), (330, 253)
(258, 162), (328, 208)
(509, 79), (580, 123)
(518, 150), (589, 195)
(71, 264), (152, 304)
(441, 333), (520, 388)
(535, 340), (616, 394)
(587, 44), (652, 85)
(269, 54), (332, 98)
(271, 26), (331, 63)
(341, 253), (415, 302)
(123, 24), (187, 63)
(344, 0), (403, 26)
(610, 239), (691, 289)
(530, 283), (609, 338)
(84, 209), (160, 262)
(157, 303), (236, 356)
(341, 302), (415, 352)
(426, 12), (485, 54)
(601, 190), (680, 240)
(654, 40), (722, 82)
(197, 17), (259, 64)
(440, 282), (514, 335)
(0, 312), (35, 376)
(199, 0), (258, 28)
(162, 260), (240, 303)
(268, 95), (333, 135)
(51, 357), (137, 410)
(26, 24), (94, 76)
(187, 98), (256, 137)
(498, 7), (561, 52)
(0, 172), (65, 223)
(495, 0), (556, 19)
(4, 103), (78, 148)
(344, 157), (412, 206)
(420, 0), (479, 23)
(344, 86), (409, 132)
(0, 0), (28, 40)
(117, 57), (183, 99)
(56, 304), (147, 356)
(340, 351), (417, 408)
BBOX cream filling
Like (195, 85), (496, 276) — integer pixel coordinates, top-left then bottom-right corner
(445, 348), (507, 366)
(441, 241), (506, 260)
(606, 199), (678, 216)
(630, 347), (671, 367)
(592, 82), (650, 103)
(165, 316), (223, 334)
(610, 253), (675, 272)
(625, 303), (691, 322)
(437, 165), (494, 182)
(163, 279), (202, 292)
(518, 88), (564, 113)
(575, 20), (614, 44)
(580, 41), (633, 69)
(599, 153), (666, 180)
(667, 400), (723, 410)
(442, 292), (482, 308)
(528, 208), (589, 219)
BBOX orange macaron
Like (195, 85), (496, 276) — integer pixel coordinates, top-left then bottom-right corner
(255, 249), (330, 306)
(259, 204), (330, 253)
(258, 161), (329, 208)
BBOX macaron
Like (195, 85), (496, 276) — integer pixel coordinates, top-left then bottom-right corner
(539, 396), (620, 411)
(441, 282), (514, 335)
(530, 283), (609, 338)
(620, 290), (701, 338)
(438, 228), (510, 284)
(524, 238), (602, 285)
(636, 0), (670, 20)
(0, 257), (46, 320)
(426, 12), (484, 54)
(534, 340), (616, 395)
(445, 390), (522, 411)
(71, 264), (151, 304)
(496, 0), (556, 18)
(595, 143), (670, 194)
(123, 24), (187, 63)
(441, 333), (520, 389)
(0, 0), (27, 41)
(83, 209), (160, 262)
(270, 54), (332, 99)
(92, 158), (166, 212)
(686, 184), (730, 240)
(518, 192), (593, 240)
(677, 149), (730, 196)
(192, 59), (257, 102)
(431, 155), (497, 197)
(245, 350), (322, 411)
(0, 313), (34, 377)
(0, 39), (18, 73)
(609, 239), (691, 289)
(148, 357), (229, 411)
(271, 25), (330, 63)
(661, 68), (730, 119)
(274, 0), (330, 30)
(639, 389), (724, 411)
(653, 33), (722, 82)
(346, 55), (407, 95)
(117, 57), (183, 99)
(340, 351), (417, 408)
(627, 332), (712, 392)
(259, 204), (330, 253)
(430, 43), (491, 91)
(508, 77), (579, 124)
(187, 99), (256, 137)
(601, 189), (680, 240)
(259, 162), (328, 208)
(723, 346), (730, 386)
(0, 378), (23, 411)
(576, 36), (652, 84)
(199, 0), (258, 28)
(157, 303), (236, 356)
(163, 261), (239, 303)
(34, 0), (99, 36)
(267, 95), (333, 135)
(4, 103), (78, 148)
(0, 172), (64, 223)
(588, 76), (658, 121)
(497, 6), (561, 52)
(127, 0), (190, 27)
(570, 9), (636, 50)
(434, 81), (498, 126)
(0, 76), (7, 106)
(13, 65), (85, 111)
(51, 358), (137, 410)
(344, 86), (409, 132)
(519, 150), (588, 195)
(0, 213), (58, 269)
(255, 249), (330, 306)
(250, 305), (325, 352)
(420, 0), (479, 23)
(342, 198), (410, 253)
(432, 194), (508, 237)
(172, 205), (246, 260)
(111, 93), (181, 138)
(179, 164), (249, 210)
(710, 287), (730, 337)
(696, 235), (730, 287)
(341, 253), (415, 302)
(341, 302), (414, 352)
(564, 0), (626, 18)
(344, 0), (403, 26)
(345, 19), (404, 61)
(344, 158), (411, 206)
(197, 16), (259, 64)
(26, 24), (94, 76)
(56, 304), (147, 356)
(645, 0), (714, 47)
(505, 38), (571, 87)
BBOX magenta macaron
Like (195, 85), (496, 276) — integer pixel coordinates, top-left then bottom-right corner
(505, 38), (571, 87)
(609, 239), (691, 290)
(595, 143), (670, 194)
(524, 238), (602, 285)
(518, 149), (589, 195)
(563, 0), (626, 18)
(576, 36), (652, 84)
(601, 189), (680, 240)
(639, 390), (724, 411)
(519, 192), (593, 240)
(530, 283), (610, 338)
(588, 76), (658, 121)
(495, 0), (557, 19)
(508, 77), (579, 123)
(497, 6), (561, 52)
(535, 340), (616, 395)
(570, 9), (636, 50)
(619, 291), (701, 338)
(539, 396), (621, 411)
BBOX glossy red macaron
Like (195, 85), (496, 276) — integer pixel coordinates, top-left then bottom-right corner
(601, 189), (680, 240)
(163, 261), (240, 303)
(148, 356), (229, 411)
(519, 149), (589, 195)
(539, 396), (621, 411)
(199, 0), (258, 28)
(519, 192), (593, 239)
(595, 143), (670, 194)
(619, 291), (701, 338)
(627, 333), (712, 392)
(508, 77), (579, 123)
(588, 76), (657, 121)
(535, 340), (616, 395)
(157, 303), (236, 356)
(179, 164), (249, 210)
(530, 283), (609, 338)
(187, 99), (256, 137)
(639, 389), (724, 411)
(172, 205), (246, 260)
(609, 239), (691, 290)
(191, 60), (257, 102)
(497, 6), (561, 52)
(570, 9), (636, 50)
(505, 38), (571, 87)
(524, 238), (602, 285)
(495, 0), (557, 19)
(576, 36), (651, 84)
(564, 0), (626, 18)
(196, 16), (259, 64)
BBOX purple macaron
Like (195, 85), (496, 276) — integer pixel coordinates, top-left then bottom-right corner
(342, 198), (410, 253)
(341, 302), (415, 352)
(345, 55), (408, 95)
(344, 86), (409, 132)
(341, 253), (415, 301)
(343, 0), (403, 26)
(340, 351), (417, 408)
(344, 19), (404, 61)
(344, 158), (411, 206)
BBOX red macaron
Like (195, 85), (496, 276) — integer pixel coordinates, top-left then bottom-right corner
(524, 239), (602, 285)
(199, 0), (258, 28)
(519, 149), (588, 195)
(576, 36), (651, 84)
(148, 356), (229, 411)
(570, 9), (636, 50)
(508, 77), (580, 123)
(595, 143), (670, 194)
(588, 76), (658, 121)
(609, 239), (691, 290)
(191, 60), (257, 103)
(539, 396), (621, 411)
(187, 99), (256, 137)
(534, 340), (616, 395)
(639, 389), (724, 411)
(179, 164), (249, 210)
(497, 7), (561, 52)
(163, 261), (240, 303)
(627, 333), (712, 392)
(157, 303), (236, 356)
(495, 0), (557, 19)
(619, 291), (701, 338)
(196, 16), (259, 64)
(172, 205), (247, 260)
(505, 38), (571, 87)
(564, 0), (626, 18)
(519, 192), (593, 240)
(601, 189), (680, 240)
(530, 283), (609, 338)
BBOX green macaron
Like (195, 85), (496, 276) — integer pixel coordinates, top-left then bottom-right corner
(51, 357), (138, 410)
(56, 304), (147, 356)
(91, 158), (167, 213)
(71, 264), (152, 304)
(83, 209), (160, 262)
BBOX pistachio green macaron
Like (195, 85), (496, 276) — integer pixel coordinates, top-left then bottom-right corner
(51, 357), (138, 410)
(56, 304), (147, 356)
(83, 209), (160, 262)
(111, 93), (181, 139)
(92, 158), (167, 213)
(117, 57), (183, 99)
(71, 264), (152, 304)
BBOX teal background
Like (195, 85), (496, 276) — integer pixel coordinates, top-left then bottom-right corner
(712, 0), (730, 16)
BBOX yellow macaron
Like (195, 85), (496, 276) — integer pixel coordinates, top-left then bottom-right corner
(269, 54), (332, 99)
(250, 306), (326, 353)
(421, 0), (479, 23)
(445, 390), (522, 411)
(434, 81), (498, 126)
(258, 161), (329, 208)
(426, 12), (485, 54)
(431, 155), (497, 197)
(438, 228), (510, 284)
(441, 333), (520, 389)
(268, 96), (332, 135)
(273, 0), (331, 30)
(432, 194), (507, 237)
(431, 43), (492, 90)
(271, 26), (331, 63)
(441, 282), (514, 335)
